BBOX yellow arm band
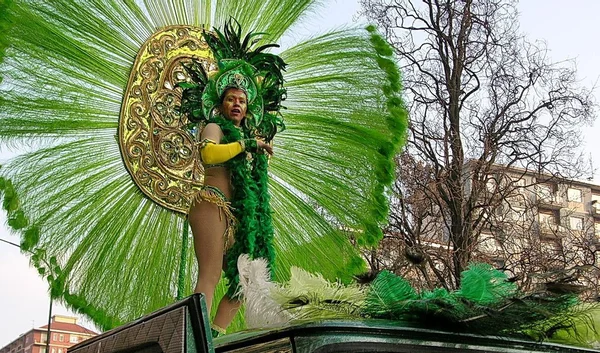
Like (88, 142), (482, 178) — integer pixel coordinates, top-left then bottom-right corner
(200, 139), (244, 164)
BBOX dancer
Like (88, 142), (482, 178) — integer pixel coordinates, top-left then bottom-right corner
(180, 21), (286, 334)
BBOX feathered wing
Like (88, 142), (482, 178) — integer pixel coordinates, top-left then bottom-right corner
(276, 28), (406, 248)
(0, 0), (406, 330)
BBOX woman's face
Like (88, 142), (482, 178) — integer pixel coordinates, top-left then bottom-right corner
(221, 88), (247, 126)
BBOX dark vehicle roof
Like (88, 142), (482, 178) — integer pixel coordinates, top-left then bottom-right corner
(214, 320), (598, 353)
(68, 294), (598, 353)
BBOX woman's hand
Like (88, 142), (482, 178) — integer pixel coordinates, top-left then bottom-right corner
(257, 140), (273, 155)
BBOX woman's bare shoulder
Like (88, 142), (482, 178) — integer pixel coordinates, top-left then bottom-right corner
(201, 123), (224, 141)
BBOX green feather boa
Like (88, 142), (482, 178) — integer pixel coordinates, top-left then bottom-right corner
(209, 116), (275, 298)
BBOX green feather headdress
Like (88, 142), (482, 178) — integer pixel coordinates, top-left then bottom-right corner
(180, 19), (286, 142)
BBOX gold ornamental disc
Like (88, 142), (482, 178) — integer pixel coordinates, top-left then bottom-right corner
(118, 26), (216, 213)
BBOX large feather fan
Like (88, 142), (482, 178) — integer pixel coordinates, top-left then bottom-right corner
(0, 0), (407, 331)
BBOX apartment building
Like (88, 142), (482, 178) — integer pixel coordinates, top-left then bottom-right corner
(466, 166), (600, 298)
(378, 163), (600, 297)
(0, 315), (97, 353)
(477, 168), (599, 250)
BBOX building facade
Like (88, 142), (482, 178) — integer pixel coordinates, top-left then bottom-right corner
(376, 163), (600, 298)
(0, 316), (97, 353)
(476, 168), (600, 296)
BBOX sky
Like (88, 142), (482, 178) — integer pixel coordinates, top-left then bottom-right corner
(2, 0), (600, 348)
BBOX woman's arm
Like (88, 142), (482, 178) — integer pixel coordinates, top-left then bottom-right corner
(199, 123), (265, 164)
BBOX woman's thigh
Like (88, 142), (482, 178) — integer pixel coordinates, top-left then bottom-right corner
(188, 200), (228, 270)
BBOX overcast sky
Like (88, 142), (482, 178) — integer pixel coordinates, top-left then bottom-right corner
(2, 0), (600, 347)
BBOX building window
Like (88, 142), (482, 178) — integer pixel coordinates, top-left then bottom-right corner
(510, 177), (527, 198)
(509, 207), (526, 221)
(539, 212), (556, 225)
(40, 348), (46, 353)
(592, 194), (600, 210)
(51, 349), (56, 353)
(41, 334), (47, 344)
(485, 177), (497, 193)
(479, 232), (500, 253)
(69, 336), (79, 344)
(58, 349), (62, 353)
(537, 184), (554, 202)
(511, 176), (526, 187)
(52, 334), (57, 342)
(59, 335), (63, 342)
(567, 188), (582, 202)
(569, 216), (584, 231)
(541, 239), (562, 255)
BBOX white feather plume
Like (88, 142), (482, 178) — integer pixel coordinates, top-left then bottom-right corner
(236, 254), (292, 329)
(271, 266), (366, 320)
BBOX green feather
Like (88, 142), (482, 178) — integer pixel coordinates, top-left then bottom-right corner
(457, 263), (517, 305)
(0, 0), (15, 81)
(363, 270), (417, 318)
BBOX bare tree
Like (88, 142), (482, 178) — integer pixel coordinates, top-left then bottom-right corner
(360, 0), (597, 289)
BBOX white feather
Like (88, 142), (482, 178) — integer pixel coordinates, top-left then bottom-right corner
(237, 254), (292, 329)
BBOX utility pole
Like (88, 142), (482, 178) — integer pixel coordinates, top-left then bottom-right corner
(45, 299), (52, 353)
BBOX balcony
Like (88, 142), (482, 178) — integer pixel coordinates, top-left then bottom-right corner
(538, 223), (566, 238)
(537, 193), (564, 210)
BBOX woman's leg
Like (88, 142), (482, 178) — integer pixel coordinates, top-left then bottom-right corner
(212, 249), (241, 329)
(188, 200), (227, 313)
(212, 294), (241, 329)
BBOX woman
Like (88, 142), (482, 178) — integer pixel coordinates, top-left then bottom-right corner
(188, 86), (273, 334)
(179, 22), (286, 335)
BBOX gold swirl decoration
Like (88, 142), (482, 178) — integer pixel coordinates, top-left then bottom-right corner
(119, 25), (216, 213)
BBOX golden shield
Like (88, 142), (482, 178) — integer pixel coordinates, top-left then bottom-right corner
(118, 26), (216, 213)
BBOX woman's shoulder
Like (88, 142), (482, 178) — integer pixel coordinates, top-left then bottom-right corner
(201, 122), (224, 141)
(204, 122), (222, 131)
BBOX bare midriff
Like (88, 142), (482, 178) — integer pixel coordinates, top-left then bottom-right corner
(203, 166), (232, 199)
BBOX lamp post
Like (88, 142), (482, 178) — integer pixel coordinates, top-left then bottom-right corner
(0, 238), (53, 353)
